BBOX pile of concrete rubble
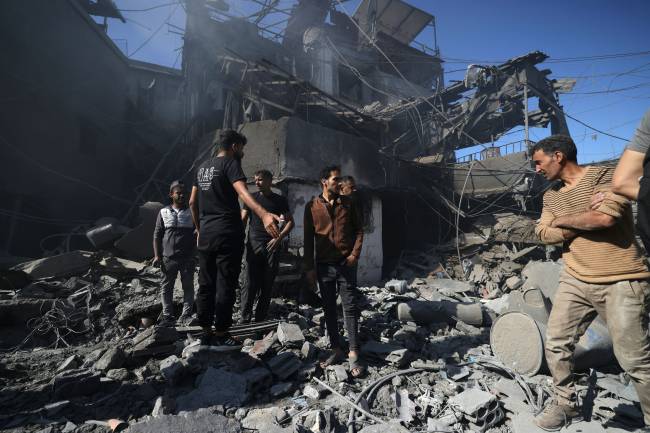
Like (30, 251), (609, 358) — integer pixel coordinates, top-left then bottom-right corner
(0, 216), (645, 433)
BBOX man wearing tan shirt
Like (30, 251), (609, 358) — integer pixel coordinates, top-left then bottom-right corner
(532, 134), (650, 431)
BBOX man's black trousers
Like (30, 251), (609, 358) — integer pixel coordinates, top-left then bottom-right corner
(196, 235), (244, 332)
(317, 262), (360, 352)
(240, 240), (279, 323)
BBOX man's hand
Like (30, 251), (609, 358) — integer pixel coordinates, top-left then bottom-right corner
(306, 269), (317, 287)
(590, 192), (605, 210)
(266, 237), (281, 252)
(262, 212), (281, 238)
(345, 254), (359, 267)
(152, 256), (162, 267)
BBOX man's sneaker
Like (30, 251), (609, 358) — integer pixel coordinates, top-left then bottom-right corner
(534, 401), (582, 431)
(157, 315), (176, 328)
(210, 334), (242, 352)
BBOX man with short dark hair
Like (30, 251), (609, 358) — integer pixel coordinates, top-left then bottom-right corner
(304, 165), (365, 377)
(189, 129), (280, 350)
(240, 169), (294, 323)
(532, 134), (650, 430)
(153, 180), (196, 327)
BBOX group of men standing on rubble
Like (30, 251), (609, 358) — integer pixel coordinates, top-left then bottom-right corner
(149, 108), (650, 428)
(152, 129), (366, 377)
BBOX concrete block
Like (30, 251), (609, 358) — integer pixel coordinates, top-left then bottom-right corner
(242, 407), (291, 433)
(277, 322), (305, 347)
(303, 384), (324, 400)
(300, 341), (317, 360)
(176, 367), (249, 411)
(53, 369), (102, 398)
(243, 367), (273, 394)
(11, 251), (93, 279)
(94, 347), (125, 372)
(327, 364), (348, 383)
(267, 351), (302, 380)
(151, 396), (175, 417)
(57, 355), (80, 373)
(448, 388), (495, 416)
(124, 408), (241, 433)
(249, 331), (277, 358)
(159, 355), (186, 385)
(106, 368), (130, 382)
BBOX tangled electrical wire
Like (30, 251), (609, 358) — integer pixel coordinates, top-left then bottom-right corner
(6, 298), (90, 353)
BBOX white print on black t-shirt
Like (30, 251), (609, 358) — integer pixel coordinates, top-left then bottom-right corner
(197, 166), (217, 191)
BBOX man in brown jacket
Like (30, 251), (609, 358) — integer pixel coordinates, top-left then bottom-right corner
(304, 165), (365, 377)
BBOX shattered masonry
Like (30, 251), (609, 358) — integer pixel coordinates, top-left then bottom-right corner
(0, 1), (643, 433)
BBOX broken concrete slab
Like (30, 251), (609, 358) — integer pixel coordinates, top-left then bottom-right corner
(303, 383), (325, 400)
(277, 322), (305, 347)
(326, 364), (348, 383)
(115, 202), (164, 261)
(242, 367), (273, 394)
(300, 341), (317, 360)
(249, 331), (277, 358)
(11, 251), (93, 279)
(361, 340), (410, 367)
(267, 351), (302, 380)
(448, 388), (495, 416)
(124, 408), (241, 433)
(151, 395), (175, 417)
(52, 369), (102, 399)
(131, 327), (179, 355)
(159, 355), (186, 385)
(98, 256), (146, 274)
(176, 367), (249, 411)
(93, 347), (125, 371)
(241, 407), (291, 433)
(106, 368), (130, 382)
(57, 355), (80, 373)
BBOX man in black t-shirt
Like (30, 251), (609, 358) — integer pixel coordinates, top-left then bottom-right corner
(240, 170), (294, 323)
(189, 130), (280, 350)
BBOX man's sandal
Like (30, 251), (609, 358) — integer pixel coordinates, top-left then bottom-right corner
(348, 354), (367, 378)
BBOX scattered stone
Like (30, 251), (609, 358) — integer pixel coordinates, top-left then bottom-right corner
(57, 355), (80, 373)
(303, 384), (324, 400)
(327, 364), (348, 383)
(151, 395), (175, 417)
(11, 251), (93, 279)
(106, 368), (130, 382)
(300, 341), (317, 360)
(277, 322), (305, 347)
(242, 407), (291, 433)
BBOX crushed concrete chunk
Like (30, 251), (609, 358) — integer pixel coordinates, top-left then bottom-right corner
(176, 367), (248, 411)
(94, 347), (125, 371)
(277, 322), (305, 347)
(125, 408), (241, 433)
(267, 351), (302, 380)
(448, 388), (495, 415)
